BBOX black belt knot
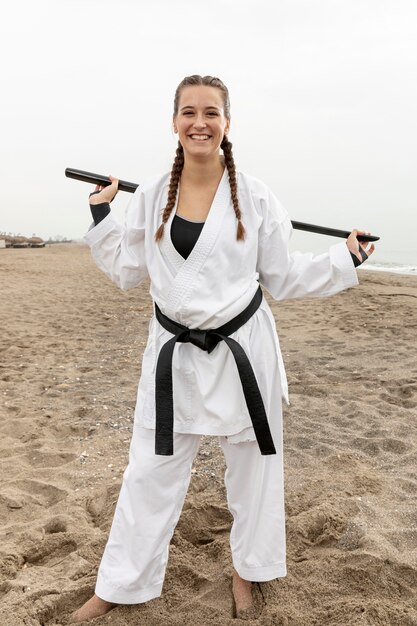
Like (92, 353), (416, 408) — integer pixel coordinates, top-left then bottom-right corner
(153, 286), (276, 457)
(183, 329), (219, 353)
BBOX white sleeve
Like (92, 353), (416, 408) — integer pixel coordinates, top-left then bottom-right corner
(256, 187), (358, 300)
(84, 189), (148, 291)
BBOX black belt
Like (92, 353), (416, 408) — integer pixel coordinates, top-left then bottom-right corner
(154, 286), (276, 456)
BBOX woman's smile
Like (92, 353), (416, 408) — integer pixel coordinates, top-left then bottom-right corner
(174, 85), (229, 159)
(189, 134), (212, 141)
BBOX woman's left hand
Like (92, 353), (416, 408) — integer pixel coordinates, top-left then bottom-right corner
(346, 229), (376, 264)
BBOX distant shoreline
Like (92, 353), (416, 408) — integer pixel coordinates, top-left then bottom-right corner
(361, 262), (417, 277)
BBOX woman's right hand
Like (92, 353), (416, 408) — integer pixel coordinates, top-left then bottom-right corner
(89, 175), (119, 205)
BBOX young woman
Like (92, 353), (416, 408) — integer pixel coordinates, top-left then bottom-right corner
(72, 75), (374, 622)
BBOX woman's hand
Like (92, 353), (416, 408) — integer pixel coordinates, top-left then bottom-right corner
(346, 229), (376, 264)
(89, 175), (119, 205)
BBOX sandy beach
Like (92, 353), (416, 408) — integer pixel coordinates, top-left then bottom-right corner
(1, 243), (416, 626)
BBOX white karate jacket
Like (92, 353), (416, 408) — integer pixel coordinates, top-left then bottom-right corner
(85, 169), (358, 439)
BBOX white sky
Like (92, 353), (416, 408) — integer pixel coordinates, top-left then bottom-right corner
(1, 0), (416, 264)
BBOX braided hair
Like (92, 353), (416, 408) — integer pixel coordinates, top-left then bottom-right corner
(154, 142), (184, 242)
(221, 134), (245, 240)
(154, 75), (245, 242)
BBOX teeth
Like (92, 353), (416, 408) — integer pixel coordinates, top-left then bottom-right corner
(190, 135), (210, 140)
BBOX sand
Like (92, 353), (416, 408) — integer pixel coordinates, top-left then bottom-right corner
(1, 243), (416, 626)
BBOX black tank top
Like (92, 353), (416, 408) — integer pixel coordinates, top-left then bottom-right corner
(171, 214), (204, 259)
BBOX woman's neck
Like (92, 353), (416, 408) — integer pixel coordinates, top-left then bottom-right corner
(181, 155), (225, 187)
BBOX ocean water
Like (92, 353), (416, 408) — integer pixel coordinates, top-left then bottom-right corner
(290, 233), (417, 277)
(289, 228), (416, 276)
(361, 262), (417, 276)
(363, 250), (417, 276)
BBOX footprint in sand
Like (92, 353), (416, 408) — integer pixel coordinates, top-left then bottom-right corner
(288, 501), (358, 547)
(164, 572), (233, 616)
(0, 487), (68, 526)
(44, 515), (69, 534)
(380, 380), (417, 409)
(2, 479), (67, 508)
(380, 438), (411, 454)
(24, 532), (78, 566)
(176, 504), (232, 547)
(351, 437), (412, 458)
(25, 450), (78, 468)
(312, 356), (336, 364)
(0, 418), (39, 441)
(290, 384), (327, 398)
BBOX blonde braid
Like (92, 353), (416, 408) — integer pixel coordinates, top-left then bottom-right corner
(221, 136), (245, 240)
(154, 142), (184, 241)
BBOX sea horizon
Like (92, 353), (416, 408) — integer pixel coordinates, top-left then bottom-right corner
(360, 261), (417, 277)
(361, 249), (417, 276)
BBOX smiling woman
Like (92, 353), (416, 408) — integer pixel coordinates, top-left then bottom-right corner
(155, 76), (242, 237)
(73, 74), (374, 623)
(175, 85), (229, 155)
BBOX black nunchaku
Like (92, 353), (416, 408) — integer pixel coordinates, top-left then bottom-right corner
(65, 167), (380, 243)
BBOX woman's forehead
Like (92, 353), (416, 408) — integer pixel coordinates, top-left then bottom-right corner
(178, 85), (224, 110)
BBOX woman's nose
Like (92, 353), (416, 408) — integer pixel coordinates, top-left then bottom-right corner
(193, 115), (207, 129)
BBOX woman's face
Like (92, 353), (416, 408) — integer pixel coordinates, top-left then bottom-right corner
(173, 85), (230, 160)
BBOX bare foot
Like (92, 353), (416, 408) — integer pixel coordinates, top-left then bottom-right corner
(71, 594), (117, 623)
(232, 570), (264, 620)
(232, 570), (253, 613)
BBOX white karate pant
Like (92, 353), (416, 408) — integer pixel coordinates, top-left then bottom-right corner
(95, 416), (286, 604)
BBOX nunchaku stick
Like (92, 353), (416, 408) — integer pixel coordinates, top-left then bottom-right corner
(65, 167), (380, 243)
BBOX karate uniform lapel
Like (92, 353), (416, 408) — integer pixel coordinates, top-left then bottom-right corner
(160, 168), (230, 322)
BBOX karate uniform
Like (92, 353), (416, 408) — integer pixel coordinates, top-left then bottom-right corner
(85, 168), (358, 603)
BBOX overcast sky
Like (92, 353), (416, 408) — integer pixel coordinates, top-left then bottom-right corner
(1, 0), (416, 264)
